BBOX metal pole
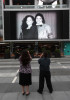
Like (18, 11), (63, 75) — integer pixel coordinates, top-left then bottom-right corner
(10, 42), (13, 57)
(9, 0), (13, 5)
(35, 41), (38, 53)
(59, 0), (63, 7)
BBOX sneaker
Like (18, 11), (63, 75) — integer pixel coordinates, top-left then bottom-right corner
(37, 90), (42, 94)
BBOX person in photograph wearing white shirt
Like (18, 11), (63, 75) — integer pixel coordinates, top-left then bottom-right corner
(35, 13), (54, 40)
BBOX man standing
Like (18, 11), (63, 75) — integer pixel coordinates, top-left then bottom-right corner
(37, 51), (53, 94)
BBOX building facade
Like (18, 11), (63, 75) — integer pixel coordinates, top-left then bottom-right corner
(0, 0), (70, 58)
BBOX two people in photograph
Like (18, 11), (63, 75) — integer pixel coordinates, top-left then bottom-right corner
(19, 13), (54, 40)
(19, 50), (53, 95)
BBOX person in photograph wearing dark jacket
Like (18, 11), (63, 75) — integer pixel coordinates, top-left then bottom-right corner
(37, 50), (53, 94)
(19, 15), (38, 40)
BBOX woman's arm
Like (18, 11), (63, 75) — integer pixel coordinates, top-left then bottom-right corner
(28, 51), (32, 60)
(40, 53), (43, 58)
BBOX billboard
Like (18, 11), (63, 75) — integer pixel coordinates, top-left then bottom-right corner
(4, 10), (69, 41)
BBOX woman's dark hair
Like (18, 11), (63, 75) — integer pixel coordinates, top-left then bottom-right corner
(21, 15), (36, 33)
(20, 50), (31, 66)
(35, 13), (45, 24)
(43, 50), (48, 58)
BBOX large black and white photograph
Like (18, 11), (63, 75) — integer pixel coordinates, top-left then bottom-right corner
(4, 11), (69, 40)
(16, 12), (57, 40)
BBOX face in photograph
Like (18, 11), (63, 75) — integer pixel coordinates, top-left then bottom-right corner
(26, 17), (34, 29)
(26, 17), (33, 25)
(36, 16), (43, 25)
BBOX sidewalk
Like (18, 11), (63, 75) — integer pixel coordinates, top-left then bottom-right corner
(0, 74), (70, 100)
(0, 58), (70, 100)
(0, 91), (70, 100)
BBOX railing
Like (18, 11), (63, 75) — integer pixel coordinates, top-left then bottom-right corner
(4, 4), (68, 9)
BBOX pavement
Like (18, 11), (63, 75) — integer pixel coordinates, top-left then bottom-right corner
(0, 58), (70, 100)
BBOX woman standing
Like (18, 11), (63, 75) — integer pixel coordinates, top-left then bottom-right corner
(19, 15), (38, 40)
(19, 50), (32, 96)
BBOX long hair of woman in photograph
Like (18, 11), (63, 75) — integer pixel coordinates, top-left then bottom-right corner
(19, 15), (38, 40)
(35, 13), (54, 39)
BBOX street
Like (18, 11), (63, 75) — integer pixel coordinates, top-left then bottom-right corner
(0, 58), (70, 100)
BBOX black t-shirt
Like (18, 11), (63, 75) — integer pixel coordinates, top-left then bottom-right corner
(23, 25), (38, 40)
(38, 57), (50, 71)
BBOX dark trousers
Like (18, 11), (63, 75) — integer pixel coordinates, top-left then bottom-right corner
(39, 70), (53, 92)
